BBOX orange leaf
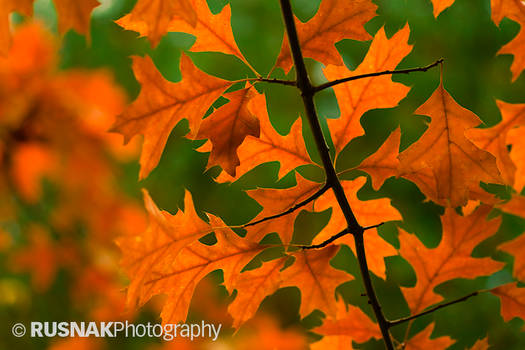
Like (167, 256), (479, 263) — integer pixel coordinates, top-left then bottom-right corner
(323, 26), (411, 153)
(52, 0), (99, 38)
(196, 87), (260, 176)
(404, 323), (455, 350)
(356, 128), (401, 190)
(470, 338), (490, 350)
(499, 28), (525, 81)
(430, 0), (455, 17)
(120, 203), (263, 324)
(398, 75), (503, 207)
(246, 173), (323, 244)
(399, 205), (504, 314)
(498, 195), (525, 218)
(491, 0), (525, 81)
(467, 100), (525, 188)
(158, 216), (262, 323)
(508, 125), (525, 192)
(312, 176), (401, 279)
(166, 1), (248, 65)
(111, 54), (230, 179)
(116, 0), (196, 47)
(311, 300), (381, 349)
(276, 0), (377, 72)
(280, 245), (352, 318)
(116, 189), (213, 314)
(228, 257), (286, 328)
(230, 315), (309, 350)
(213, 92), (311, 182)
(499, 230), (525, 281)
(492, 282), (525, 324)
(0, 0), (34, 55)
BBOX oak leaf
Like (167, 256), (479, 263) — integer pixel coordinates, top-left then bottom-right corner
(280, 245), (351, 319)
(159, 217), (263, 324)
(119, 195), (263, 323)
(467, 100), (525, 188)
(399, 206), (504, 314)
(491, 282), (525, 326)
(246, 173), (322, 244)
(430, 0), (455, 16)
(356, 128), (401, 190)
(508, 125), (525, 192)
(499, 229), (525, 281)
(196, 87), (260, 177)
(311, 300), (381, 350)
(276, 0), (377, 72)
(397, 75), (503, 207)
(212, 92), (311, 182)
(491, 0), (525, 81)
(166, 1), (249, 66)
(52, 0), (100, 38)
(116, 0), (196, 47)
(1, 1), (99, 54)
(498, 195), (525, 218)
(111, 54), (230, 179)
(404, 323), (455, 350)
(116, 189), (212, 314)
(0, 0), (33, 55)
(323, 26), (411, 153)
(228, 257), (286, 328)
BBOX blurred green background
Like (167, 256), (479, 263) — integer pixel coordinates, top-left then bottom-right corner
(2, 0), (525, 349)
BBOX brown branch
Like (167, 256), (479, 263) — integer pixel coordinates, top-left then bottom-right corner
(243, 183), (330, 228)
(388, 290), (484, 328)
(278, 1), (394, 348)
(300, 222), (384, 250)
(314, 58), (444, 92)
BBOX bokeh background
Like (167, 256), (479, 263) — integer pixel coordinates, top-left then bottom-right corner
(1, 0), (524, 349)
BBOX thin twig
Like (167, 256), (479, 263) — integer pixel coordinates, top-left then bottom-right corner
(314, 58), (444, 92)
(388, 290), (485, 328)
(243, 183), (330, 228)
(233, 77), (296, 87)
(300, 228), (349, 250)
(363, 222), (385, 231)
(300, 222), (384, 250)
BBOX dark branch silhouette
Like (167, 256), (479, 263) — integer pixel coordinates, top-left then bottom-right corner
(278, 0), (394, 348)
(388, 290), (484, 327)
(243, 183), (330, 228)
(300, 222), (384, 250)
(237, 77), (297, 87)
(315, 58), (444, 92)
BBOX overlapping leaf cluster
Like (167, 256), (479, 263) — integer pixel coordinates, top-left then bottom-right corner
(106, 0), (525, 348)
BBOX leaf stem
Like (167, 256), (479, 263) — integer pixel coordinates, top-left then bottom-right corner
(388, 290), (484, 327)
(278, 1), (394, 348)
(243, 182), (330, 228)
(314, 58), (444, 92)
